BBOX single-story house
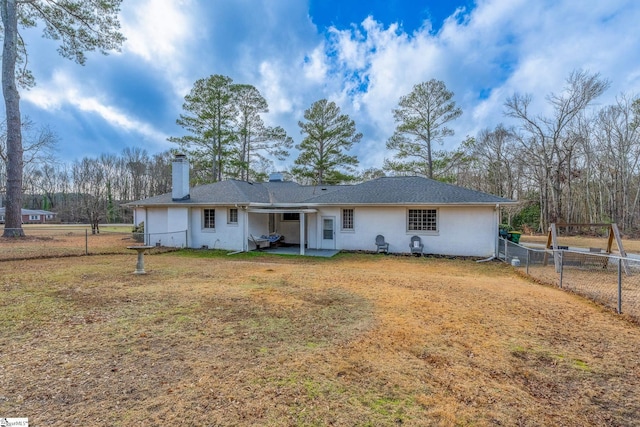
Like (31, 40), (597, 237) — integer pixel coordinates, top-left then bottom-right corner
(126, 155), (515, 257)
(0, 208), (57, 224)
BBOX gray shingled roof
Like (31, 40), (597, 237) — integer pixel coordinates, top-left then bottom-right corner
(302, 176), (511, 205)
(128, 176), (514, 207)
(128, 180), (271, 205)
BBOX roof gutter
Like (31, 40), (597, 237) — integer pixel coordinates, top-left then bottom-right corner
(247, 208), (318, 213)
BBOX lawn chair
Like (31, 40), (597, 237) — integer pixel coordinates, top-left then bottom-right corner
(410, 235), (424, 256)
(375, 235), (389, 254)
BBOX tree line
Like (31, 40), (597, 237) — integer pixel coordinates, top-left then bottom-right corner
(1, 2), (639, 237)
(0, 146), (174, 225)
(1, 0), (124, 236)
(452, 71), (640, 234)
(2, 67), (640, 234)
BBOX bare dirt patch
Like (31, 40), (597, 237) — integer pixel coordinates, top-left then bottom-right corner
(1, 253), (639, 426)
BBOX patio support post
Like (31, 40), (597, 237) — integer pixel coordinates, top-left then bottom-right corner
(300, 212), (306, 255)
(243, 208), (249, 252)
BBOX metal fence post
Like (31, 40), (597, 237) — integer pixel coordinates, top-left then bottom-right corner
(559, 251), (563, 289)
(618, 258), (622, 314)
(504, 239), (508, 262)
(85, 229), (88, 255)
(526, 248), (530, 275)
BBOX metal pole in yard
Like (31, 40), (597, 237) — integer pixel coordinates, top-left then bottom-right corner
(559, 251), (563, 289)
(618, 258), (622, 314)
(526, 248), (530, 275)
(85, 229), (88, 255)
(504, 239), (508, 262)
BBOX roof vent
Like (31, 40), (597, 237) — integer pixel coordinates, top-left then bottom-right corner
(269, 172), (284, 182)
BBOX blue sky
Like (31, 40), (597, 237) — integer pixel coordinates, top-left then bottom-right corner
(15, 0), (640, 170)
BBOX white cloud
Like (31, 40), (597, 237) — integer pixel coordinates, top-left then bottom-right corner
(303, 45), (329, 83)
(311, 0), (640, 162)
(23, 71), (168, 144)
(120, 0), (201, 97)
(72, 98), (168, 143)
(258, 61), (295, 115)
(121, 0), (197, 61)
(18, 0), (640, 167)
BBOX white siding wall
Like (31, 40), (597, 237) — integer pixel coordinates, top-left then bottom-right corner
(318, 205), (497, 257)
(142, 204), (498, 256)
(248, 213), (269, 239)
(274, 214), (301, 244)
(306, 213), (317, 248)
(146, 208), (167, 246)
(167, 207), (189, 247)
(188, 207), (245, 251)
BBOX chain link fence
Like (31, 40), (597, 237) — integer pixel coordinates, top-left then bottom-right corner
(0, 225), (184, 261)
(143, 230), (189, 248)
(499, 238), (640, 322)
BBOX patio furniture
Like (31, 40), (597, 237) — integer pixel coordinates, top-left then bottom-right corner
(375, 235), (389, 253)
(410, 235), (424, 256)
(250, 234), (270, 250)
(262, 233), (284, 247)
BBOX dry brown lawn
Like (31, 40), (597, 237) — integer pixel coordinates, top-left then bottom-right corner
(1, 251), (639, 426)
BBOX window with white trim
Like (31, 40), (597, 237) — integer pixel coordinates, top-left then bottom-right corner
(407, 209), (437, 232)
(30, 215), (40, 220)
(228, 208), (238, 224)
(342, 208), (354, 230)
(203, 209), (216, 229)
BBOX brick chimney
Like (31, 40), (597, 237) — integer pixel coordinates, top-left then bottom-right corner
(172, 154), (190, 201)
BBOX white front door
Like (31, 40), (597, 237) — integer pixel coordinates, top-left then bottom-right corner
(321, 216), (336, 250)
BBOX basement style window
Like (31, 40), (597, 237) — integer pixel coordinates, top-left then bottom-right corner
(342, 208), (354, 230)
(203, 209), (216, 229)
(228, 208), (238, 224)
(407, 209), (437, 232)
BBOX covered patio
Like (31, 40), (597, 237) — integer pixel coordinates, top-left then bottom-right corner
(247, 208), (319, 256)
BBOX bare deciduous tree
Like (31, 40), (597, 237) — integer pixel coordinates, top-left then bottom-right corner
(505, 70), (610, 230)
(1, 0), (124, 236)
